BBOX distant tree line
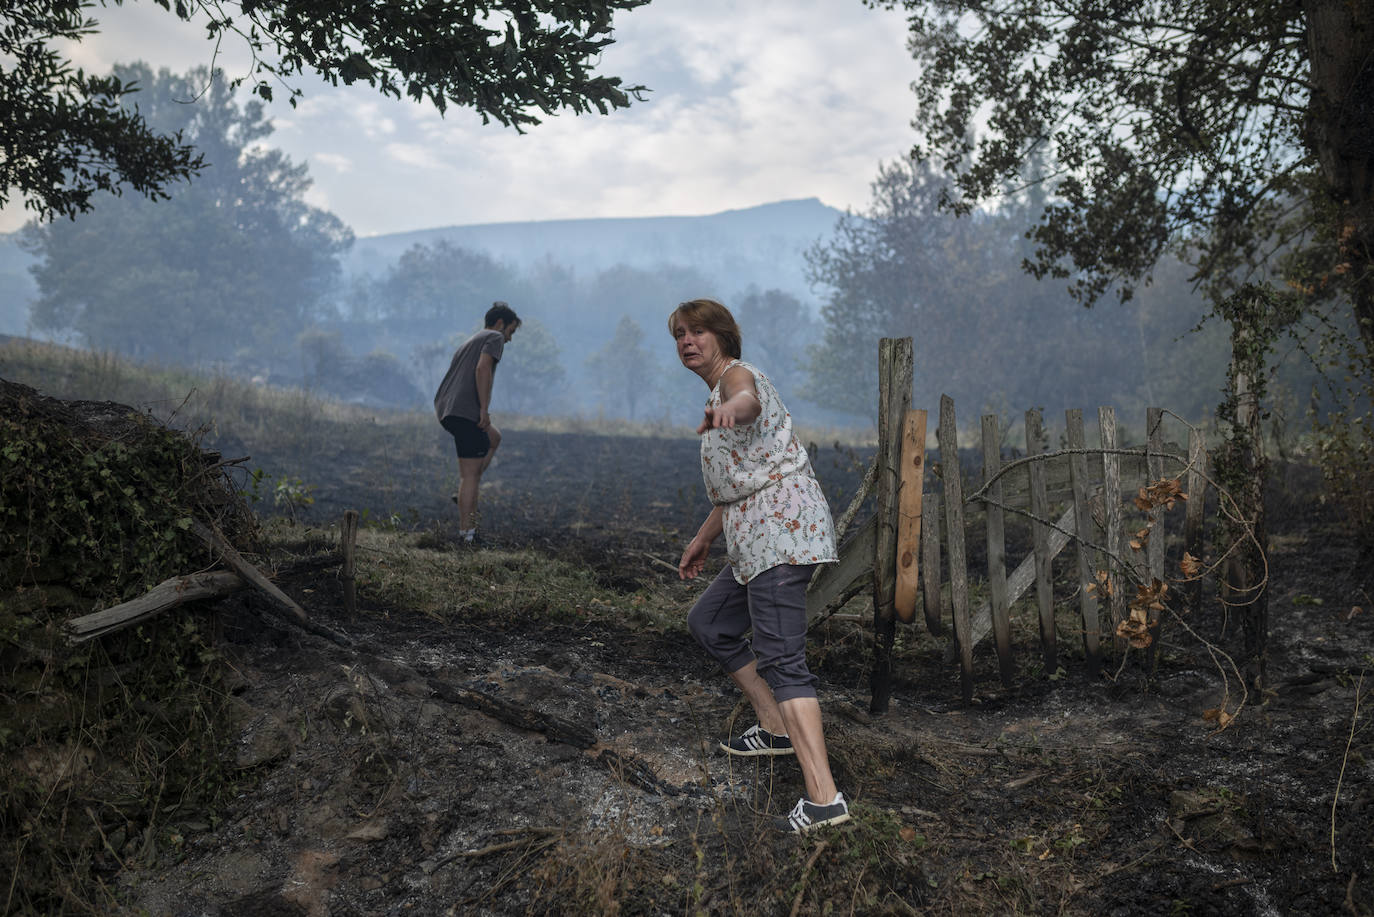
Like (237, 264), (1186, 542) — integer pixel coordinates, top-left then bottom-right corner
(15, 64), (1333, 430)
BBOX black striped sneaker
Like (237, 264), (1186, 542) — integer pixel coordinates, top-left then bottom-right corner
(774, 793), (851, 834)
(719, 724), (795, 757)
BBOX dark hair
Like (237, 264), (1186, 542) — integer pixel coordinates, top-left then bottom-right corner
(667, 298), (741, 359)
(485, 301), (520, 328)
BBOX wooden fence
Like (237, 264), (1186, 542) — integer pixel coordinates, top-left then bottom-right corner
(806, 338), (1210, 709)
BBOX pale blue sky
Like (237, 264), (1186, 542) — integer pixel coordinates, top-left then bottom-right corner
(1, 0), (922, 236)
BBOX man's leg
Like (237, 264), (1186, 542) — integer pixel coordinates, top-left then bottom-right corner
(456, 426), (500, 533)
(456, 456), (485, 532)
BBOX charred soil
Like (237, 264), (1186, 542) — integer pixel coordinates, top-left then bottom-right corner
(99, 426), (1374, 917)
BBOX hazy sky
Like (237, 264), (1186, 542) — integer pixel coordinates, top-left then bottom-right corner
(1, 1), (923, 237)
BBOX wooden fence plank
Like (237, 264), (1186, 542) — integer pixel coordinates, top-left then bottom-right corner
(967, 502), (1077, 648)
(939, 395), (974, 703)
(1145, 408), (1166, 667)
(921, 491), (944, 635)
(1066, 409), (1102, 677)
(807, 515), (877, 622)
(1098, 406), (1125, 654)
(895, 409), (927, 623)
(870, 337), (912, 713)
(982, 414), (1013, 687)
(992, 448), (1179, 504)
(1025, 409), (1057, 672)
(1184, 427), (1208, 615)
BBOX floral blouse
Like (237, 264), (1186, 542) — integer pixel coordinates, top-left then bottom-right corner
(701, 360), (838, 584)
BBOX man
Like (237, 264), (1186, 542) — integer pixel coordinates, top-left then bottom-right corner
(434, 301), (520, 543)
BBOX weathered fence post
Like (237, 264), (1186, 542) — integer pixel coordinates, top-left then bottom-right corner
(1098, 406), (1125, 654)
(1025, 409), (1056, 673)
(982, 414), (1013, 687)
(939, 395), (974, 703)
(921, 491), (944, 636)
(342, 509), (360, 622)
(1066, 409), (1102, 678)
(1184, 428), (1208, 616)
(894, 409), (928, 624)
(1145, 407), (1166, 668)
(870, 337), (913, 714)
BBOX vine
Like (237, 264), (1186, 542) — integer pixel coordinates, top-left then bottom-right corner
(0, 380), (255, 914)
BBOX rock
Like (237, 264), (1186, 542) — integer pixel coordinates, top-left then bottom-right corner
(236, 713), (295, 769)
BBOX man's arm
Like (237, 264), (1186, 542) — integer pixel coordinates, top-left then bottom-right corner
(474, 352), (496, 430)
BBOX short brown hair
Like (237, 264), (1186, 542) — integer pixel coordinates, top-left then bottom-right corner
(668, 298), (741, 359)
(485, 301), (520, 328)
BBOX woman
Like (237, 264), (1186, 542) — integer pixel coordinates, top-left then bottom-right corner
(671, 298), (850, 834)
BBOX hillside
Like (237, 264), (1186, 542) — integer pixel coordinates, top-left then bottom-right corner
(343, 198), (844, 305)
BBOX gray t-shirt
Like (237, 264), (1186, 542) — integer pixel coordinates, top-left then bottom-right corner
(434, 329), (505, 422)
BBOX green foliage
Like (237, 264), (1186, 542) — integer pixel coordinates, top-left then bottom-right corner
(0, 0), (205, 222)
(732, 287), (818, 402)
(872, 0), (1374, 376)
(2, 0), (649, 222)
(1, 401), (220, 602)
(0, 379), (252, 914)
(377, 240), (521, 326)
(803, 158), (1231, 417)
(22, 64), (352, 371)
(587, 315), (660, 420)
(496, 318), (569, 414)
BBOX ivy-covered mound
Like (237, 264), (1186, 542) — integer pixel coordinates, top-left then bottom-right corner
(0, 378), (256, 915)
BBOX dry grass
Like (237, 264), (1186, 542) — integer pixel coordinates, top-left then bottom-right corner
(0, 337), (876, 451)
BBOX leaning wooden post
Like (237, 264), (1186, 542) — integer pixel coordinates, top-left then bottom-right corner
(1025, 409), (1057, 673)
(939, 395), (974, 703)
(870, 337), (912, 714)
(1065, 409), (1102, 678)
(342, 509), (360, 622)
(1098, 406), (1126, 654)
(982, 414), (1013, 687)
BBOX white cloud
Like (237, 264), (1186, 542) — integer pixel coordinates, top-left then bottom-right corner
(1, 0), (921, 235)
(311, 153), (352, 174)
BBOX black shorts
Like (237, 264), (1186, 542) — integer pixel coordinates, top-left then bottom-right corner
(441, 415), (491, 459)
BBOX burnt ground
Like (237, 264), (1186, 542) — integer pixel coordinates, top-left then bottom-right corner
(116, 428), (1372, 916)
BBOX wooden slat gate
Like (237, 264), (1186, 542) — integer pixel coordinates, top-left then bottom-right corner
(806, 337), (1209, 709)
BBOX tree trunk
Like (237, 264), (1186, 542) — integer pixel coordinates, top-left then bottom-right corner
(1304, 0), (1374, 364)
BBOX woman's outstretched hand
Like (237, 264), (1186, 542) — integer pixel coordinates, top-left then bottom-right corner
(697, 391), (759, 433)
(697, 404), (735, 433)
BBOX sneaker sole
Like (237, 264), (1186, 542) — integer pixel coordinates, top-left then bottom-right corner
(719, 742), (796, 757)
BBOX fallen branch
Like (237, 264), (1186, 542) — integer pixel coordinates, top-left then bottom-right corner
(790, 841), (829, 917)
(1332, 671), (1365, 873)
(191, 518), (307, 623)
(427, 678), (598, 748)
(66, 571), (245, 642)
